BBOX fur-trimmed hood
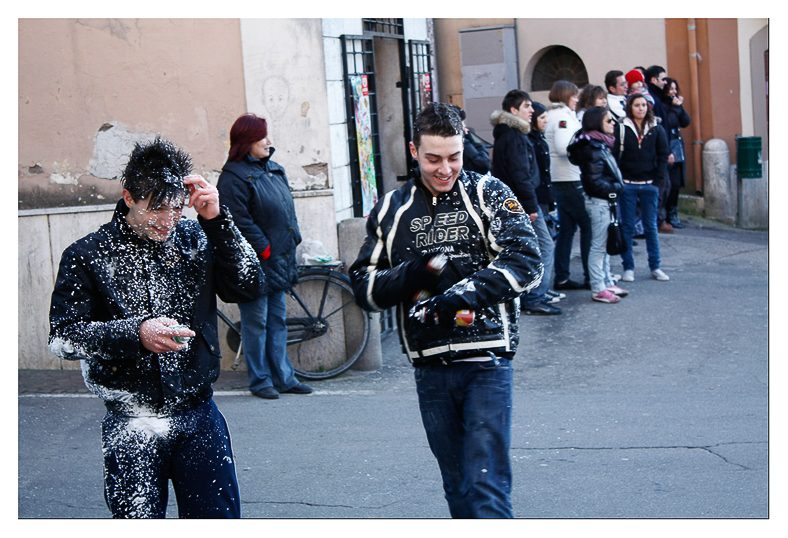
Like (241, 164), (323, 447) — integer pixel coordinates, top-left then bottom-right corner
(490, 110), (531, 135)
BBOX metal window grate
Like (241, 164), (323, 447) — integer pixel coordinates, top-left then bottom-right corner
(362, 18), (404, 36)
(531, 46), (589, 92)
(340, 35), (382, 218)
(408, 40), (433, 123)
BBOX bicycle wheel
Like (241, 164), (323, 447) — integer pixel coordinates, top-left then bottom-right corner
(285, 272), (370, 380)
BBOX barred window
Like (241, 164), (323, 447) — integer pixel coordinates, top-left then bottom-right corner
(362, 19), (404, 37)
(532, 46), (588, 91)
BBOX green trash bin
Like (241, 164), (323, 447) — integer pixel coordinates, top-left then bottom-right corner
(736, 136), (762, 178)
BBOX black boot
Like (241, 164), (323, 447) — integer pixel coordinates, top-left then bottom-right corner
(668, 207), (685, 228)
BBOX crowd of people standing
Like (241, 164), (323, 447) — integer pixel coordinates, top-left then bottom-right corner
(482, 64), (689, 309)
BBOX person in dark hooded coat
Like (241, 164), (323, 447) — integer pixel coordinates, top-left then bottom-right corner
(217, 113), (312, 400)
(451, 105), (491, 175)
(491, 90), (560, 315)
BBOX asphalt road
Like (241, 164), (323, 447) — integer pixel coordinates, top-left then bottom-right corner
(18, 217), (769, 520)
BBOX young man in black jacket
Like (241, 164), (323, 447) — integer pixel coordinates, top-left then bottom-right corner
(350, 103), (542, 517)
(49, 137), (264, 518)
(491, 90), (561, 315)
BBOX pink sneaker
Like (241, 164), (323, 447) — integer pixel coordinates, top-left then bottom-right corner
(606, 285), (629, 297)
(592, 289), (621, 303)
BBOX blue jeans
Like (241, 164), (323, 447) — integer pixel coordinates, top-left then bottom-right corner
(553, 181), (591, 284)
(584, 196), (616, 293)
(238, 291), (298, 393)
(619, 183), (661, 271)
(521, 206), (554, 307)
(102, 400), (240, 518)
(415, 359), (513, 518)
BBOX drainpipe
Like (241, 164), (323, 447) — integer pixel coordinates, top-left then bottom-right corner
(687, 19), (703, 194)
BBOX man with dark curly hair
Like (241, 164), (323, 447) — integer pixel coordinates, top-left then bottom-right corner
(48, 136), (264, 518)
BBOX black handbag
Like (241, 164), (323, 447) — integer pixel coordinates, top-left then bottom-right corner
(606, 198), (628, 256)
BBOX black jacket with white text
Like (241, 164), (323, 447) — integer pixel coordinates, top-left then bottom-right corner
(349, 169), (543, 366)
(49, 200), (264, 416)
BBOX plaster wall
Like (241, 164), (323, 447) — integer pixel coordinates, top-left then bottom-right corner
(19, 18), (247, 209)
(435, 18), (666, 136)
(19, 207), (116, 369)
(239, 18), (338, 262)
(240, 19), (332, 192)
(515, 19), (667, 107)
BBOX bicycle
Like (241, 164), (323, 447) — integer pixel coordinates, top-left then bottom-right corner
(218, 262), (372, 380)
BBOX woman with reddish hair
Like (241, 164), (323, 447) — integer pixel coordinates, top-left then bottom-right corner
(217, 113), (312, 399)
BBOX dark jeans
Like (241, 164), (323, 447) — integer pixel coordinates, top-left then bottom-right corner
(102, 399), (241, 518)
(415, 358), (513, 518)
(656, 174), (671, 226)
(619, 182), (661, 271)
(666, 162), (685, 213)
(552, 181), (591, 284)
(238, 290), (299, 393)
(521, 206), (554, 306)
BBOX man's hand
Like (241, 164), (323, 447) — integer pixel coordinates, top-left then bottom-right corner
(668, 153), (675, 165)
(411, 294), (468, 329)
(529, 213), (538, 223)
(184, 175), (220, 220)
(140, 317), (195, 353)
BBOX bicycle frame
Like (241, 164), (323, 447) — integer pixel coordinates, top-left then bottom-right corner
(218, 261), (369, 378)
(287, 264), (349, 345)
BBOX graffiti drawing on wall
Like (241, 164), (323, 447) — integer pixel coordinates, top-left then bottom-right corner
(350, 74), (378, 217)
(263, 76), (290, 120)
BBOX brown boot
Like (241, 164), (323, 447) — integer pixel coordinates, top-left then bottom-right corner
(659, 222), (674, 234)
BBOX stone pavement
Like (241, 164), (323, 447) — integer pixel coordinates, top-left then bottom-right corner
(18, 216), (770, 520)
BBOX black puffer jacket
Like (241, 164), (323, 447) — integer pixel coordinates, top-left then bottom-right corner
(528, 129), (555, 210)
(490, 110), (540, 215)
(463, 133), (491, 175)
(217, 148), (302, 293)
(613, 118), (670, 183)
(48, 200), (264, 415)
(567, 136), (624, 200)
(662, 99), (691, 143)
(349, 169), (543, 366)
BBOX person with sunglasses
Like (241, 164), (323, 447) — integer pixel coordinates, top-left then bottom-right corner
(568, 107), (629, 303)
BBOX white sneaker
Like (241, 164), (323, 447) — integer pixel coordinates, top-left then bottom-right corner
(620, 270), (635, 282)
(651, 269), (670, 281)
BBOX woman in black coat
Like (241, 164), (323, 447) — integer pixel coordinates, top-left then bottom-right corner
(528, 102), (556, 216)
(216, 113), (312, 399)
(613, 95), (670, 283)
(567, 106), (628, 303)
(662, 77), (691, 228)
